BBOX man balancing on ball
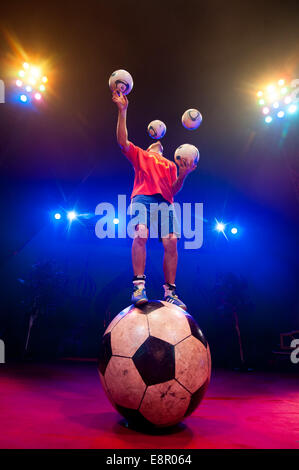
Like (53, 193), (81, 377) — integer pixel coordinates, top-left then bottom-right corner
(112, 89), (196, 310)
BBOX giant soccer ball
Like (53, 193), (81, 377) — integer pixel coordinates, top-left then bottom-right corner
(108, 69), (133, 95)
(98, 301), (211, 428)
(174, 144), (200, 166)
(182, 108), (202, 130)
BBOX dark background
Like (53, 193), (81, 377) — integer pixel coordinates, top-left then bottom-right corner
(0, 0), (298, 368)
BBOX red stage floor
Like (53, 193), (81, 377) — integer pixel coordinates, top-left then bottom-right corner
(0, 362), (298, 449)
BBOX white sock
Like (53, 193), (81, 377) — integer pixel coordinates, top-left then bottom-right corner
(133, 280), (145, 288)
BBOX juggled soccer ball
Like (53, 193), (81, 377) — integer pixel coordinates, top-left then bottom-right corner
(109, 69), (133, 95)
(147, 120), (167, 139)
(98, 301), (211, 428)
(174, 144), (200, 166)
(182, 109), (202, 130)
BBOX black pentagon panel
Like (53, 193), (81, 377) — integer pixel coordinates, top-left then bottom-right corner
(133, 336), (175, 386)
(114, 404), (155, 430)
(184, 378), (210, 417)
(185, 314), (207, 348)
(98, 332), (112, 375)
(137, 301), (164, 315)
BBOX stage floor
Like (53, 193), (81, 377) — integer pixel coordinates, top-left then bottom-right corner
(0, 362), (298, 449)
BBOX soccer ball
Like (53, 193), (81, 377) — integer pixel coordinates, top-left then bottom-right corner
(98, 301), (211, 428)
(147, 120), (167, 139)
(182, 109), (202, 130)
(109, 69), (133, 95)
(174, 144), (200, 166)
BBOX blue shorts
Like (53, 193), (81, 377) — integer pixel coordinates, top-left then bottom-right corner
(130, 194), (180, 240)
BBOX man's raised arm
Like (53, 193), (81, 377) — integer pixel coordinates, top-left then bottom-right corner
(112, 90), (130, 153)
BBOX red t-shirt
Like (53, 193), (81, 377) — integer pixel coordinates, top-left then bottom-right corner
(122, 142), (177, 204)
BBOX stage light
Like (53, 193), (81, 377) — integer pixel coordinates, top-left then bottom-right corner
(268, 92), (278, 102)
(54, 213), (61, 220)
(113, 218), (119, 224)
(267, 84), (275, 93)
(231, 227), (238, 235)
(67, 211), (77, 221)
(15, 62), (49, 106)
(20, 94), (28, 103)
(216, 221), (225, 232)
(214, 218), (228, 239)
(256, 78), (297, 123)
(288, 104), (297, 114)
(31, 67), (41, 78)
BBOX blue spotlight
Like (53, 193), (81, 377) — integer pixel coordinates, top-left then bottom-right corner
(214, 218), (228, 240)
(277, 110), (285, 118)
(20, 94), (28, 103)
(231, 227), (238, 235)
(215, 221), (225, 232)
(54, 212), (62, 220)
(67, 210), (77, 221)
(113, 218), (119, 224)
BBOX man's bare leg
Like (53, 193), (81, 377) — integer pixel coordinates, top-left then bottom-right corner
(131, 224), (149, 304)
(132, 224), (148, 275)
(162, 233), (178, 284)
(162, 234), (186, 309)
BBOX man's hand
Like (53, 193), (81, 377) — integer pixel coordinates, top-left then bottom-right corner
(112, 89), (129, 112)
(172, 158), (197, 195)
(177, 158), (197, 178)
